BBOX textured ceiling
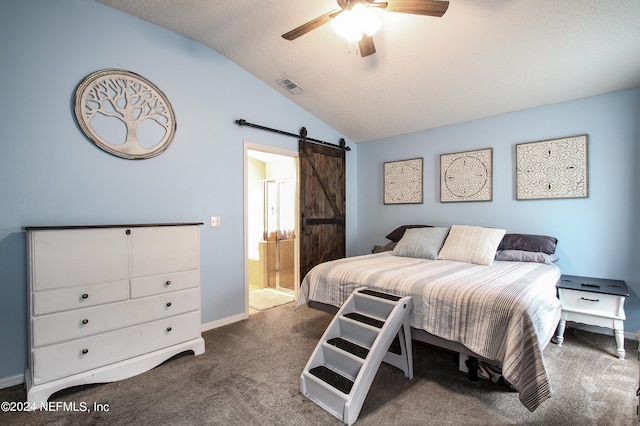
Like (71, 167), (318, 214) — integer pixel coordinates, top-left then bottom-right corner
(97, 0), (640, 143)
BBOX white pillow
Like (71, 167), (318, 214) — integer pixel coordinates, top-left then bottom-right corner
(437, 225), (506, 266)
(393, 227), (450, 260)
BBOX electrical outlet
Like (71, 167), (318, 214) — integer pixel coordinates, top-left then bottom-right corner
(210, 216), (221, 227)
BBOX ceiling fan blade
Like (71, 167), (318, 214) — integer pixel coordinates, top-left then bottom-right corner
(358, 34), (376, 57)
(282, 9), (343, 40)
(370, 2), (389, 10)
(384, 0), (449, 17)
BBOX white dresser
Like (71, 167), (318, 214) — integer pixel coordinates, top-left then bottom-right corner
(24, 223), (205, 406)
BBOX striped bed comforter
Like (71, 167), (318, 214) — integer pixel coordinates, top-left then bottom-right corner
(297, 252), (562, 411)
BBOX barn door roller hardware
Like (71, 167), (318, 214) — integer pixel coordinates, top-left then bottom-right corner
(235, 119), (350, 151)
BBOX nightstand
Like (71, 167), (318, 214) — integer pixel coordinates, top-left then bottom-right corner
(555, 274), (629, 359)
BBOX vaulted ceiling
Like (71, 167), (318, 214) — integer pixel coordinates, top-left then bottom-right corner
(97, 0), (640, 143)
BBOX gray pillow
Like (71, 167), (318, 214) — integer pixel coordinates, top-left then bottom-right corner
(495, 250), (559, 264)
(385, 224), (432, 242)
(393, 227), (450, 260)
(498, 233), (558, 255)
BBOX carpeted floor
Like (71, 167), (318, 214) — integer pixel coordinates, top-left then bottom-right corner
(1, 302), (638, 425)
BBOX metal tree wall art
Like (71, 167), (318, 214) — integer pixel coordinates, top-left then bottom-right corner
(74, 69), (177, 159)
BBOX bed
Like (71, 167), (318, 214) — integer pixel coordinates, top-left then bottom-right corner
(297, 225), (561, 412)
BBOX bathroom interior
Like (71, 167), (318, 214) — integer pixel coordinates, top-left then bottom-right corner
(247, 149), (297, 312)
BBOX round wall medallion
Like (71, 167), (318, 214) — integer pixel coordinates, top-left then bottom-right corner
(74, 69), (177, 159)
(444, 156), (488, 198)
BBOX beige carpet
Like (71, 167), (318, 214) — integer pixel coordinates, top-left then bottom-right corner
(249, 288), (294, 311)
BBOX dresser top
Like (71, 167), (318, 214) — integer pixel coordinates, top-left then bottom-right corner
(557, 274), (629, 297)
(24, 222), (203, 231)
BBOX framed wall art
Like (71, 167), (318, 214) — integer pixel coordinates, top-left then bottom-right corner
(516, 134), (588, 200)
(440, 148), (492, 202)
(384, 158), (423, 204)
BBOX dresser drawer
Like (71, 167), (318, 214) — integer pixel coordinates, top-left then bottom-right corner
(558, 289), (625, 319)
(33, 280), (129, 316)
(31, 311), (201, 385)
(32, 288), (201, 347)
(130, 226), (200, 277)
(130, 270), (199, 298)
(30, 228), (128, 291)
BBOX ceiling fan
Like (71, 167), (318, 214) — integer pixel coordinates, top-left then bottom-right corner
(282, 0), (449, 57)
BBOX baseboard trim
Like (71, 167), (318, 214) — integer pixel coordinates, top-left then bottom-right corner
(201, 312), (246, 332)
(0, 374), (24, 390)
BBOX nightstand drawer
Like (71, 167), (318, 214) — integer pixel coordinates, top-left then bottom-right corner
(558, 288), (625, 319)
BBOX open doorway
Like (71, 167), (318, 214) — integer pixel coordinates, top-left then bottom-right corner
(244, 143), (299, 315)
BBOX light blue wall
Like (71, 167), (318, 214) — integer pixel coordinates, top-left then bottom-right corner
(357, 88), (640, 334)
(0, 0), (357, 381)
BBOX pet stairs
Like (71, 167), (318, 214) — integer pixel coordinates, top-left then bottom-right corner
(300, 287), (413, 425)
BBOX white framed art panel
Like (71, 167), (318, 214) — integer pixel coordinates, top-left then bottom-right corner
(440, 148), (492, 202)
(383, 158), (423, 204)
(516, 134), (588, 200)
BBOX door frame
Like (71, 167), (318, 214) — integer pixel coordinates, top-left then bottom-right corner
(243, 141), (300, 317)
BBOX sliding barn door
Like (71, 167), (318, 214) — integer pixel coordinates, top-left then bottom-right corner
(299, 140), (346, 281)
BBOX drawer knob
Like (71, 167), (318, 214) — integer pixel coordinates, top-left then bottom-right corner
(81, 293), (89, 299)
(166, 302), (172, 307)
(165, 280), (171, 286)
(81, 348), (89, 355)
(166, 327), (172, 332)
(82, 319), (89, 325)
(125, 229), (131, 235)
(581, 297), (600, 302)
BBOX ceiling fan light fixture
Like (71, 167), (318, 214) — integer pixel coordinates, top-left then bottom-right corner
(354, 4), (381, 37)
(332, 10), (360, 41)
(332, 3), (380, 42)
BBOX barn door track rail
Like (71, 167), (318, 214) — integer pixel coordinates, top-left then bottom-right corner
(235, 119), (350, 151)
